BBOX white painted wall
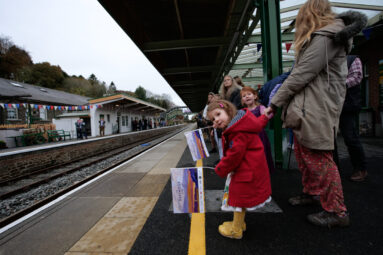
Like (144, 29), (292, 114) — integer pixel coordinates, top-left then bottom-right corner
(90, 104), (160, 136)
(0, 129), (23, 148)
(52, 117), (78, 139)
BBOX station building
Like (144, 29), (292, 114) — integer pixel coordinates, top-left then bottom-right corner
(0, 78), (166, 148)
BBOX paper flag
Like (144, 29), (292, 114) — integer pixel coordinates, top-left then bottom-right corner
(171, 167), (205, 213)
(184, 129), (210, 161)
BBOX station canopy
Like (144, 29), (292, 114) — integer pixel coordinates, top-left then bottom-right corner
(89, 94), (166, 114)
(98, 0), (383, 112)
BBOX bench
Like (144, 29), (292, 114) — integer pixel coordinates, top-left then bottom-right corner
(47, 130), (71, 142)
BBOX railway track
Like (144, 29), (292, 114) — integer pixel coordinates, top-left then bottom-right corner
(0, 126), (187, 228)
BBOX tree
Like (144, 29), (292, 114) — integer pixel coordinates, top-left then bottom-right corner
(18, 62), (65, 89)
(0, 36), (14, 55)
(88, 73), (98, 84)
(62, 76), (92, 96)
(0, 45), (33, 79)
(135, 86), (147, 100)
(107, 81), (117, 94)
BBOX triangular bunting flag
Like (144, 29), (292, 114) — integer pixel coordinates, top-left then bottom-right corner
(12, 104), (16, 108)
(257, 43), (262, 52)
(0, 103), (4, 108)
(285, 43), (292, 53)
(16, 104), (20, 108)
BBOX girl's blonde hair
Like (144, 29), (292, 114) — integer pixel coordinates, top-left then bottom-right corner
(207, 99), (237, 122)
(294, 0), (335, 57)
(240, 86), (259, 106)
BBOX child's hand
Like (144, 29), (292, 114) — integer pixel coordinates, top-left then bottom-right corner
(264, 107), (274, 119)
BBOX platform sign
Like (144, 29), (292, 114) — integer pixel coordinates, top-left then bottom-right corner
(171, 167), (205, 213)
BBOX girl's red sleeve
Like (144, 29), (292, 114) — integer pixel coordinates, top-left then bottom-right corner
(215, 133), (247, 178)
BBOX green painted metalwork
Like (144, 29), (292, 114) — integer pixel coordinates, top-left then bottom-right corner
(248, 32), (294, 43)
(259, 0), (284, 169)
(232, 60), (294, 70)
(242, 77), (264, 83)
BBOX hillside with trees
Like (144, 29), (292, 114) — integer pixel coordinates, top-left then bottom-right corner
(0, 36), (174, 109)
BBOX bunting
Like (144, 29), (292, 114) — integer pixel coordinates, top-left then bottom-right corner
(285, 43), (292, 53)
(0, 102), (101, 110)
(171, 167), (205, 213)
(257, 43), (262, 52)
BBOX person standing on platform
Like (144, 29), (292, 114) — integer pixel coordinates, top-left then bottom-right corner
(340, 55), (367, 181)
(99, 118), (105, 136)
(80, 119), (87, 139)
(219, 75), (242, 109)
(75, 118), (82, 139)
(265, 0), (367, 227)
(241, 86), (275, 173)
(207, 99), (272, 239)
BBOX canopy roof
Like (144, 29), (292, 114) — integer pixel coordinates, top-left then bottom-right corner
(89, 94), (166, 114)
(98, 0), (383, 112)
(0, 78), (90, 106)
(229, 0), (383, 86)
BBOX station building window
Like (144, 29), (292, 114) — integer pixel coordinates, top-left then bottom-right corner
(107, 114), (110, 122)
(39, 107), (47, 120)
(7, 108), (18, 120)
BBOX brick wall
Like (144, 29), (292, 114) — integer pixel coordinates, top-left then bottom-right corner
(0, 125), (185, 182)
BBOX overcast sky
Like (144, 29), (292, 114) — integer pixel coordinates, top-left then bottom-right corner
(0, 0), (186, 106)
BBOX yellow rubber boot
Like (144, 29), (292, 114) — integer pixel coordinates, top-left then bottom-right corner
(221, 221), (246, 231)
(218, 210), (246, 239)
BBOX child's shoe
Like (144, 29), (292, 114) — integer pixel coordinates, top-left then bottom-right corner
(221, 221), (246, 231)
(218, 210), (246, 239)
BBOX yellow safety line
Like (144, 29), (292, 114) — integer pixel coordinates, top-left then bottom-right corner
(188, 159), (206, 255)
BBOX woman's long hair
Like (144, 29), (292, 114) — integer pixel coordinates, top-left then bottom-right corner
(294, 0), (335, 56)
(219, 75), (242, 101)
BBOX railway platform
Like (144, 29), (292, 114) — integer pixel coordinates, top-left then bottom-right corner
(0, 125), (382, 255)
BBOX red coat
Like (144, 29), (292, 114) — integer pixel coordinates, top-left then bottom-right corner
(215, 109), (271, 208)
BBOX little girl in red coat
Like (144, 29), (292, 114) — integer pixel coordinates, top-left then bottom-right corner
(207, 99), (272, 239)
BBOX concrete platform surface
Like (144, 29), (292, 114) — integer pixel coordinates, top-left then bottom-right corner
(0, 125), (191, 255)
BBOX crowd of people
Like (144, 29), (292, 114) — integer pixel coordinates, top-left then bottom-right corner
(199, 0), (367, 240)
